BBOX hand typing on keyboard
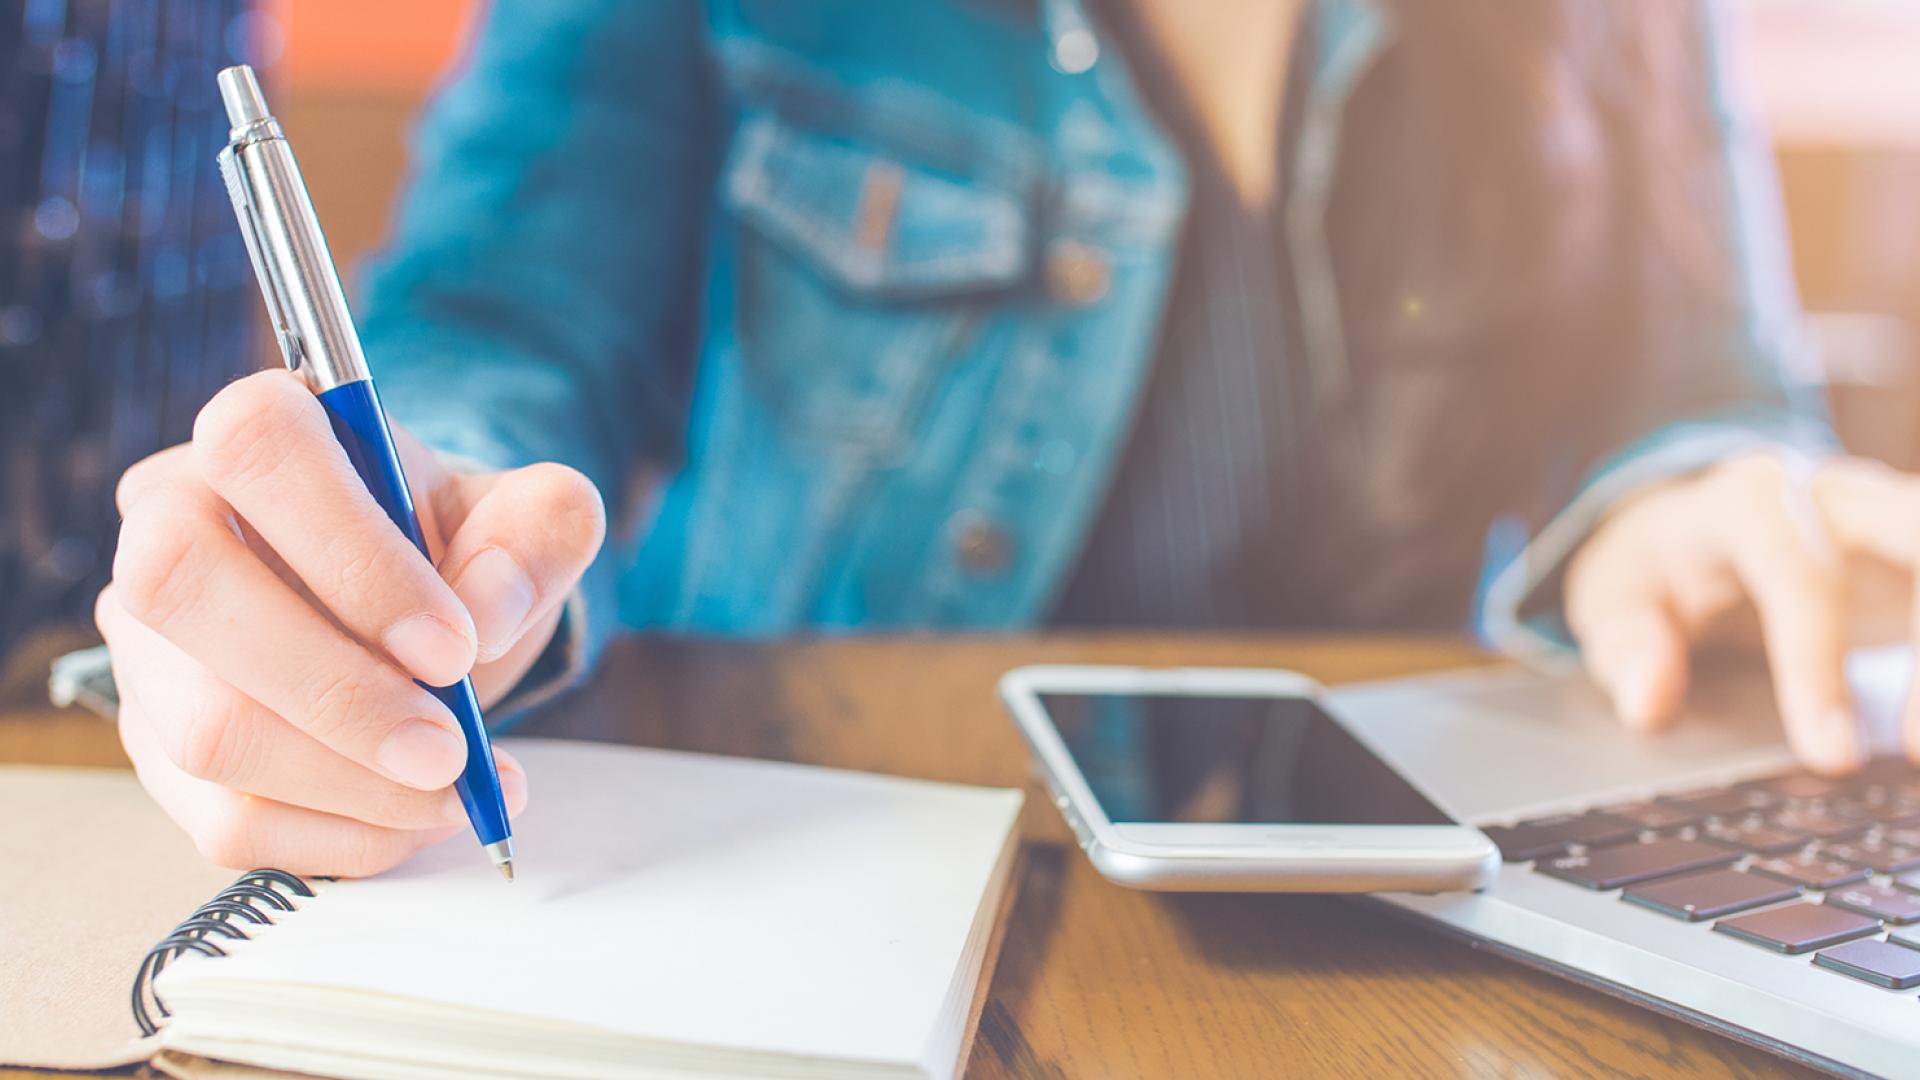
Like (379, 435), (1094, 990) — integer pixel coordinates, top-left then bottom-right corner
(1565, 454), (1920, 775)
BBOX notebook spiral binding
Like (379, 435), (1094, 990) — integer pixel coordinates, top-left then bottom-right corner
(131, 869), (316, 1036)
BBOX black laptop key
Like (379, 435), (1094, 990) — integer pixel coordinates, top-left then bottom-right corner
(1600, 801), (1701, 832)
(1828, 790), (1920, 826)
(1894, 871), (1920, 894)
(1767, 807), (1870, 842)
(1660, 786), (1777, 817)
(1822, 838), (1920, 875)
(1749, 851), (1873, 891)
(1539, 838), (1737, 890)
(1484, 812), (1639, 861)
(1714, 903), (1880, 954)
(1825, 883), (1920, 925)
(1622, 868), (1799, 922)
(1863, 798), (1920, 826)
(1825, 796), (1879, 821)
(1748, 772), (1850, 801)
(1699, 818), (1808, 856)
(1813, 939), (1920, 989)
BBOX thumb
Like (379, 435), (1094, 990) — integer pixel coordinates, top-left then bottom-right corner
(439, 463), (606, 663)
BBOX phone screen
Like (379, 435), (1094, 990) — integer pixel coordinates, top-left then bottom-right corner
(1039, 693), (1453, 826)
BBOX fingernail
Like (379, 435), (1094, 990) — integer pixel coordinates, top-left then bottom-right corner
(383, 614), (473, 686)
(452, 548), (535, 662)
(377, 718), (469, 789)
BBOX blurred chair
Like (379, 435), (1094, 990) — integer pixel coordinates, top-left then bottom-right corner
(0, 0), (258, 666)
(1801, 312), (1920, 468)
(1749, 1), (1920, 467)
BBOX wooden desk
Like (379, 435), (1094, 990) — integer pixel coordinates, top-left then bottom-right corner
(1, 635), (1812, 1079)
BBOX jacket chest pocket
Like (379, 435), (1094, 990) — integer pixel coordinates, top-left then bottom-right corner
(722, 108), (1036, 458)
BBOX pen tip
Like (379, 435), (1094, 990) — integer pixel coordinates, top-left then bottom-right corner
(483, 838), (516, 882)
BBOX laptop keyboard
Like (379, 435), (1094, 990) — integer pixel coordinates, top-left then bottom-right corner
(1485, 757), (1920, 993)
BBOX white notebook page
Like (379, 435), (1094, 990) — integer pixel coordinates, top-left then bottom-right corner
(158, 739), (1023, 1069)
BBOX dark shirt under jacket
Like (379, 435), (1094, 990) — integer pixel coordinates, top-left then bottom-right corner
(1053, 8), (1322, 629)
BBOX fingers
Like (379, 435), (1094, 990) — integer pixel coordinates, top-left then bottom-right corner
(104, 385), (561, 878)
(1568, 456), (1862, 774)
(1566, 483), (1704, 732)
(114, 442), (196, 514)
(1813, 459), (1920, 761)
(439, 463), (605, 663)
(1569, 590), (1691, 732)
(1810, 458), (1920, 568)
(111, 479), (470, 791)
(109, 591), (529, 879)
(1721, 462), (1861, 775)
(100, 587), (528, 829)
(118, 695), (463, 877)
(191, 371), (477, 687)
(468, 607), (566, 707)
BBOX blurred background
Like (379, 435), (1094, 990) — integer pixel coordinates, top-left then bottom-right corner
(5, 0), (1920, 677)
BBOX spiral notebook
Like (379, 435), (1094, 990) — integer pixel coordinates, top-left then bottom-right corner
(1, 739), (1024, 1080)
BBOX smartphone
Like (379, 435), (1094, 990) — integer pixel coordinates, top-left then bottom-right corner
(999, 665), (1499, 893)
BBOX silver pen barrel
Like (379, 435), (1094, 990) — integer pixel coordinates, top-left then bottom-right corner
(215, 64), (371, 393)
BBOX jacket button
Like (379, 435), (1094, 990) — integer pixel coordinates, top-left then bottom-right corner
(1045, 239), (1110, 306)
(950, 512), (1014, 575)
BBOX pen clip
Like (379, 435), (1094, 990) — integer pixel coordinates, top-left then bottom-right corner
(218, 144), (306, 375)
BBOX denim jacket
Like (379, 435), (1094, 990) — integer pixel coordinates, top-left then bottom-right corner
(356, 0), (1831, 710)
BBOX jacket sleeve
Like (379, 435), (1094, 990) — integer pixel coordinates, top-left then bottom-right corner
(353, 0), (721, 715)
(1479, 0), (1837, 657)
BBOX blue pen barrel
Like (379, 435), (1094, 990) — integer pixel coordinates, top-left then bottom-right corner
(317, 380), (512, 847)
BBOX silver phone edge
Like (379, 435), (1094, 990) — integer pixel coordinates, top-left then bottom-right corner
(1085, 837), (1499, 893)
(997, 664), (1501, 894)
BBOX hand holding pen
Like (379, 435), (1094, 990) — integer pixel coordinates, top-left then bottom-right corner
(92, 67), (605, 878)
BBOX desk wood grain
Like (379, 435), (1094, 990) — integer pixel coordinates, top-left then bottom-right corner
(1, 634), (1812, 1079)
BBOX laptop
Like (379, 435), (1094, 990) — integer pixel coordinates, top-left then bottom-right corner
(1328, 647), (1919, 1079)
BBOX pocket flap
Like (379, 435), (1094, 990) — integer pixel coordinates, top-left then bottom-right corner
(723, 111), (1033, 299)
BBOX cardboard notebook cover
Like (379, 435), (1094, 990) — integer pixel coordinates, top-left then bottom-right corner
(1, 765), (235, 1071)
(0, 760), (1023, 1080)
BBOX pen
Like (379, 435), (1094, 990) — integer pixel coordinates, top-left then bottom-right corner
(213, 64), (515, 882)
